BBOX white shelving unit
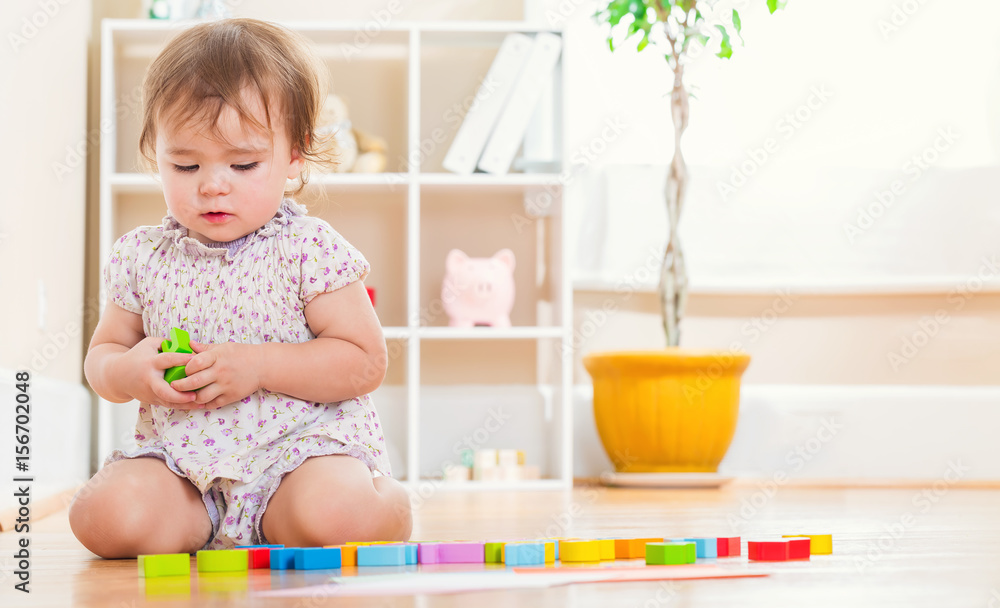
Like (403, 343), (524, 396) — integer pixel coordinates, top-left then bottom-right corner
(99, 19), (572, 489)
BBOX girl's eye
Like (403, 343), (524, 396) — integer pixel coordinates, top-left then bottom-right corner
(233, 162), (259, 172)
(174, 164), (198, 173)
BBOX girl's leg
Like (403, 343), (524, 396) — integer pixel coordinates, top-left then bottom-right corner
(69, 457), (212, 558)
(260, 455), (412, 547)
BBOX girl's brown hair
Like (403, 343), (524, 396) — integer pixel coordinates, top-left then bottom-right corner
(138, 18), (336, 193)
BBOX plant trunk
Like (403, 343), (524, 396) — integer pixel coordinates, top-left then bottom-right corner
(660, 67), (690, 348)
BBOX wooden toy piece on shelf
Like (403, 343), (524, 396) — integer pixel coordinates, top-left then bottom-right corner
(783, 533), (832, 554)
(614, 537), (663, 559)
(329, 544), (358, 566)
(235, 544), (283, 569)
(137, 553), (190, 578)
(196, 549), (249, 573)
(783, 537), (812, 560)
(559, 540), (602, 563)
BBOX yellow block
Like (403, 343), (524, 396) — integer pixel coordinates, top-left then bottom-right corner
(783, 534), (833, 555)
(544, 541), (556, 563)
(560, 540), (601, 562)
(596, 539), (615, 560)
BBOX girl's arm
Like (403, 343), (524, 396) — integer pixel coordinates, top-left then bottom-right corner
(178, 281), (387, 408)
(85, 302), (198, 407)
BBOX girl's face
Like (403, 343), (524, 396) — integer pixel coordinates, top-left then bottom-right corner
(155, 94), (304, 244)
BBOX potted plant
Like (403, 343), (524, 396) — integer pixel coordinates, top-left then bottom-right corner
(584, 1), (785, 475)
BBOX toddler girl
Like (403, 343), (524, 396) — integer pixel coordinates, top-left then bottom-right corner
(70, 18), (412, 557)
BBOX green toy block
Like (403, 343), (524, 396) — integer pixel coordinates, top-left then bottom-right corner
(196, 549), (248, 573)
(160, 328), (193, 384)
(484, 542), (505, 564)
(138, 553), (190, 577)
(645, 542), (696, 566)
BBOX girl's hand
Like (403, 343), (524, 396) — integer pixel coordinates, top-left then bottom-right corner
(114, 337), (200, 409)
(172, 341), (263, 409)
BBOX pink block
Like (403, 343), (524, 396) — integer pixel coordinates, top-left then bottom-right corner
(437, 542), (485, 563)
(418, 543), (442, 564)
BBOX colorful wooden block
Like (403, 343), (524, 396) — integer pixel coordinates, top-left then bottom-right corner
(544, 540), (556, 563)
(138, 553), (190, 578)
(247, 547), (272, 569)
(560, 540), (602, 562)
(484, 542), (505, 564)
(716, 537), (741, 557)
(783, 537), (811, 560)
(596, 539), (616, 560)
(294, 547), (342, 570)
(504, 542), (545, 566)
(269, 548), (297, 570)
(614, 537), (664, 559)
(397, 543), (418, 565)
(437, 541), (485, 564)
(684, 538), (718, 559)
(783, 534), (832, 555)
(747, 540), (789, 561)
(356, 544), (406, 567)
(336, 545), (358, 566)
(196, 549), (248, 573)
(160, 328), (192, 383)
(645, 542), (695, 566)
(418, 543), (442, 564)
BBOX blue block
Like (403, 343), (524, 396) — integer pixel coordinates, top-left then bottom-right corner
(403, 544), (417, 565)
(684, 538), (718, 559)
(504, 542), (545, 566)
(270, 548), (297, 570)
(294, 547), (342, 570)
(357, 544), (406, 567)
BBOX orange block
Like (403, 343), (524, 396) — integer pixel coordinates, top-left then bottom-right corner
(616, 537), (664, 559)
(325, 544), (358, 566)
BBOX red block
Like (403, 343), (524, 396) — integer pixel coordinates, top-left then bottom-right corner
(716, 537), (741, 557)
(248, 547), (271, 569)
(747, 540), (789, 561)
(786, 537), (811, 560)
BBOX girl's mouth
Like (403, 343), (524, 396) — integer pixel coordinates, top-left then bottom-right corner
(203, 212), (231, 223)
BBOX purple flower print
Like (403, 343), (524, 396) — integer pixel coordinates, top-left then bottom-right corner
(222, 428), (233, 437)
(204, 438), (216, 446)
(225, 515), (235, 526)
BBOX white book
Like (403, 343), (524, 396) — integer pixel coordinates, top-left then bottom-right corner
(477, 32), (562, 175)
(442, 33), (534, 175)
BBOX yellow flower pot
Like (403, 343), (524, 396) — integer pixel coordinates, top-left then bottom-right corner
(583, 349), (750, 473)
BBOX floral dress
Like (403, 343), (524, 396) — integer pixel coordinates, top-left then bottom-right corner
(104, 199), (391, 549)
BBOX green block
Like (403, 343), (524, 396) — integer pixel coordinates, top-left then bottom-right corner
(645, 542), (694, 566)
(160, 328), (193, 384)
(138, 553), (190, 577)
(484, 542), (505, 564)
(196, 549), (248, 573)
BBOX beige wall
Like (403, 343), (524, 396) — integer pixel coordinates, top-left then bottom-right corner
(2, 0), (92, 382)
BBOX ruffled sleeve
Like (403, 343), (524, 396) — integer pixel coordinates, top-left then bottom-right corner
(299, 220), (370, 304)
(104, 230), (143, 314)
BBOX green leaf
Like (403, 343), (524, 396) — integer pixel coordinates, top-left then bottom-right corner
(767, 0), (780, 14)
(732, 9), (742, 34)
(715, 24), (733, 59)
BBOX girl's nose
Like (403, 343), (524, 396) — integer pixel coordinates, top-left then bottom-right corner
(199, 169), (230, 197)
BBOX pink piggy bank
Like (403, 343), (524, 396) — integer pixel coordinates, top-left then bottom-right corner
(442, 248), (516, 328)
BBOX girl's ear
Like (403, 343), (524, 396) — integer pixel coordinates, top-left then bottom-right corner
(287, 144), (306, 180)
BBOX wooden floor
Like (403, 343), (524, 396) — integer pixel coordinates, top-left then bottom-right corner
(3, 483), (1000, 607)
